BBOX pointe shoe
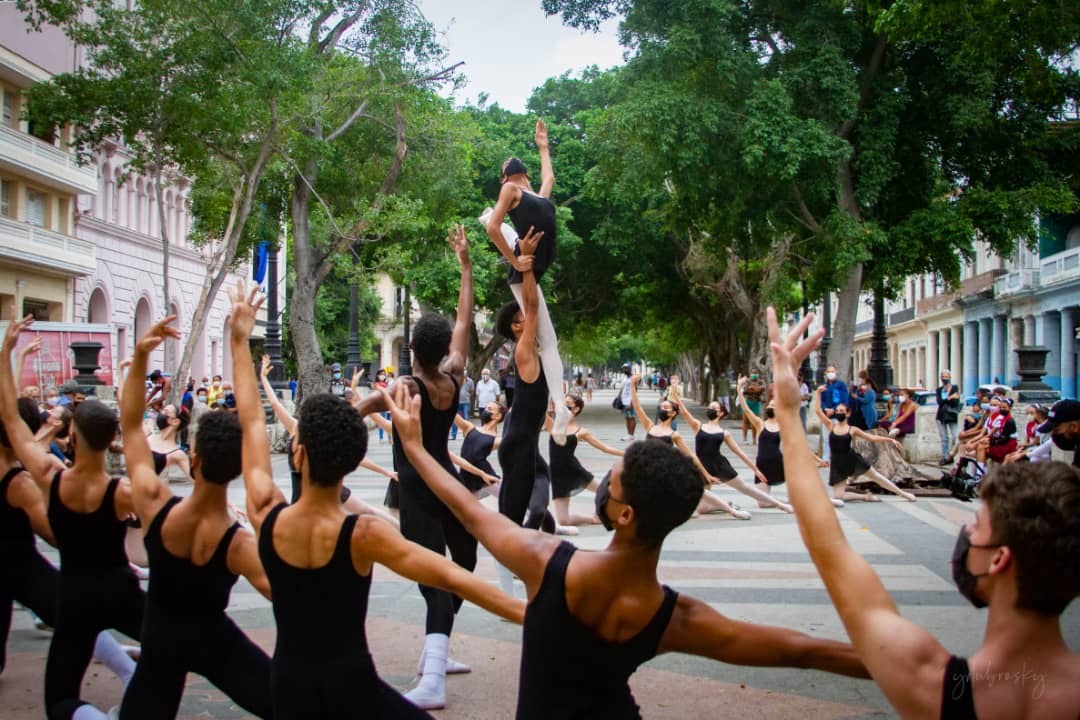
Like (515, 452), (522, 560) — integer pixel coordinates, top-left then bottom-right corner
(778, 502), (795, 514)
(730, 508), (752, 520)
(555, 524), (579, 536)
(551, 404), (571, 446)
(831, 498), (845, 508)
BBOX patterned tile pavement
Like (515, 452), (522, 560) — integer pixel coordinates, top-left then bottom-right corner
(2, 388), (1077, 718)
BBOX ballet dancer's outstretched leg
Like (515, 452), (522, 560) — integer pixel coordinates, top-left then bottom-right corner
(697, 490), (751, 520)
(720, 476), (794, 513)
(855, 467), (917, 501)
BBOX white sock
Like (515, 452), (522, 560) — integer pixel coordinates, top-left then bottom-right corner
(94, 631), (135, 687)
(405, 633), (448, 709)
(509, 284), (567, 440)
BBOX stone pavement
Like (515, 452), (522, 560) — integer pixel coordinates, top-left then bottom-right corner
(2, 388), (1078, 718)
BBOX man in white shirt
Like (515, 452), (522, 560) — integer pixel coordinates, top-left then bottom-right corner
(475, 368), (500, 408)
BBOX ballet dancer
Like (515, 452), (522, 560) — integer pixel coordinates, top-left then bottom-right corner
(451, 403), (505, 496)
(765, 306), (1080, 720)
(677, 400), (794, 513)
(1, 313), (144, 720)
(228, 281), (523, 718)
(382, 381), (869, 718)
(813, 391), (917, 503)
(545, 394), (622, 529)
(116, 317), (273, 719)
(482, 118), (572, 445)
(629, 375), (751, 519)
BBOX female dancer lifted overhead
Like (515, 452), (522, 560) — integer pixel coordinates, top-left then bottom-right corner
(483, 119), (573, 446)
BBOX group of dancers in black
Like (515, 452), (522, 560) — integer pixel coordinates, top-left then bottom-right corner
(0, 125), (1077, 719)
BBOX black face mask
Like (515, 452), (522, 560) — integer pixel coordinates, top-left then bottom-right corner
(658, 410), (673, 422)
(479, 410), (494, 424)
(595, 471), (615, 531)
(951, 529), (997, 609)
(1052, 431), (1078, 451)
(764, 408), (775, 419)
(834, 413), (847, 423)
(705, 409), (719, 420)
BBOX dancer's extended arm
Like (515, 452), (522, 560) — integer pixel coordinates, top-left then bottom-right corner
(230, 283), (286, 532)
(13, 336), (39, 392)
(813, 389), (833, 433)
(721, 433), (768, 484)
(660, 594), (867, 678)
(535, 119), (555, 198)
(676, 401), (702, 433)
(578, 429), (623, 457)
(671, 432), (715, 485)
(382, 384), (558, 594)
(850, 427), (903, 450)
(0, 313), (57, 487)
(766, 307), (949, 717)
(359, 458), (397, 482)
(443, 224), (473, 383)
(449, 452), (498, 485)
(628, 376), (653, 431)
(262, 355), (297, 434)
(122, 317), (181, 523)
(226, 530), (272, 600)
(514, 233), (543, 383)
(736, 377), (762, 431)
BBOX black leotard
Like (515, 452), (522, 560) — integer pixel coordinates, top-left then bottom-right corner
(507, 190), (557, 284)
(460, 429), (498, 493)
(151, 448), (183, 476)
(646, 432), (674, 445)
(259, 503), (431, 719)
(550, 432), (593, 499)
(694, 429), (738, 480)
(755, 427), (785, 486)
(941, 656), (977, 719)
(45, 471), (145, 719)
(828, 430), (873, 486)
(0, 465), (61, 675)
(498, 370), (548, 525)
(120, 497), (272, 719)
(517, 542), (678, 719)
(392, 375), (478, 636)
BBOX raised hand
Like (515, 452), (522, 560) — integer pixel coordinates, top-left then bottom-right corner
(18, 337), (41, 358)
(766, 307), (823, 413)
(737, 374), (746, 389)
(227, 280), (265, 343)
(351, 366), (363, 390)
(447, 223), (470, 266)
(135, 316), (181, 356)
(260, 354), (271, 379)
(3, 308), (35, 352)
(535, 118), (549, 149)
(518, 226), (543, 257)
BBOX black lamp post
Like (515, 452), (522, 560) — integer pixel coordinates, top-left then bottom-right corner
(867, 289), (894, 390)
(799, 285), (812, 381)
(816, 291), (832, 384)
(397, 284), (412, 377)
(264, 238), (286, 391)
(346, 282), (369, 387)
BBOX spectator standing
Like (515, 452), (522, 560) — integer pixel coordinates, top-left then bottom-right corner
(935, 370), (960, 464)
(451, 373), (475, 440)
(819, 364), (849, 459)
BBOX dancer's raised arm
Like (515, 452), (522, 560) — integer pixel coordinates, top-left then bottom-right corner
(628, 375), (654, 431)
(382, 384), (556, 593)
(229, 282), (285, 531)
(767, 308), (951, 717)
(122, 317), (182, 522)
(443, 224), (472, 382)
(535, 119), (555, 198)
(737, 376), (762, 430)
(577, 428), (623, 457)
(0, 313), (55, 486)
(261, 354), (297, 434)
(13, 336), (40, 393)
(677, 401), (702, 433)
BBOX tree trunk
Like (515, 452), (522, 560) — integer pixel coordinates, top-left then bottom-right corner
(467, 323), (504, 380)
(828, 160), (865, 382)
(153, 163), (172, 390)
(289, 165), (328, 402)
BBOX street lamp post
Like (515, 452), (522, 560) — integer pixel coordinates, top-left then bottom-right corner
(345, 282), (368, 387)
(867, 289), (894, 390)
(397, 284), (412, 378)
(264, 240), (286, 391)
(816, 291), (832, 384)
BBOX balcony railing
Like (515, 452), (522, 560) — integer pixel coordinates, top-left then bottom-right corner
(1041, 247), (1080, 286)
(993, 268), (1040, 297)
(0, 215), (96, 275)
(0, 124), (97, 195)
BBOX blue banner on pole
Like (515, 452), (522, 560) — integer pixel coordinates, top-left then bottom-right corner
(253, 241), (269, 284)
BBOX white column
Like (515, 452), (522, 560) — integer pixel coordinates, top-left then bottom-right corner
(1023, 315), (1036, 345)
(938, 330), (950, 376)
(926, 333), (938, 387)
(978, 319), (992, 386)
(1005, 319), (1020, 387)
(951, 325), (963, 392)
(991, 315), (1006, 384)
(1062, 308), (1076, 399)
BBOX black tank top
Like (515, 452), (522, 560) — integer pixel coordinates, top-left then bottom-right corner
(460, 430), (497, 486)
(694, 429), (725, 467)
(0, 466), (33, 547)
(517, 542), (678, 719)
(144, 496), (240, 616)
(392, 375), (460, 509)
(828, 430), (854, 458)
(941, 656), (977, 719)
(549, 433), (588, 480)
(48, 471), (130, 576)
(756, 427), (782, 461)
(646, 432), (674, 445)
(507, 190), (557, 283)
(503, 371), (549, 444)
(259, 503), (373, 667)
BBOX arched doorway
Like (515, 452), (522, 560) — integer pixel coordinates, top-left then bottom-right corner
(87, 288), (108, 324)
(134, 297), (152, 368)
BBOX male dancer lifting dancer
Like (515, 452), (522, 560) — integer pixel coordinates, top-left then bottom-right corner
(352, 226), (495, 709)
(483, 118), (573, 445)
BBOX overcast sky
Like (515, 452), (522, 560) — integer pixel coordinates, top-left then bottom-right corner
(416, 0), (625, 113)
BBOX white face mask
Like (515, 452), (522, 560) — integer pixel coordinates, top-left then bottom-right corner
(826, 372), (837, 381)
(899, 395), (908, 403)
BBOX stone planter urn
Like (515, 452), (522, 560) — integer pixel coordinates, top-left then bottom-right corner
(1013, 345), (1059, 403)
(70, 341), (104, 392)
